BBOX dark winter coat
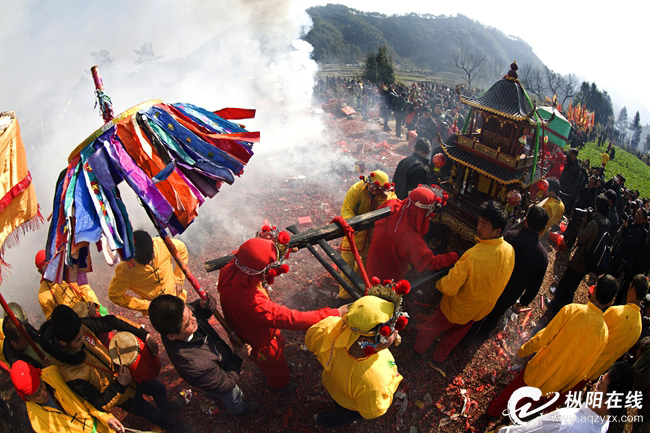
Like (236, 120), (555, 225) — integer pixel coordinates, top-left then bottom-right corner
(392, 153), (430, 200)
(161, 300), (243, 395)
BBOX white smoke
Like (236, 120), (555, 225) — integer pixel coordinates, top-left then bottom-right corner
(0, 0), (352, 319)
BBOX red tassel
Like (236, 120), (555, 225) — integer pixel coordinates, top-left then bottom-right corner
(261, 225), (271, 232)
(279, 264), (290, 274)
(267, 268), (278, 277)
(383, 279), (392, 286)
(380, 325), (391, 336)
(395, 316), (408, 331)
(266, 276), (275, 285)
(370, 276), (380, 285)
(363, 346), (376, 356)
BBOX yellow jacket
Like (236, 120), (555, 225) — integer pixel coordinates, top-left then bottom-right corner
(25, 366), (114, 433)
(437, 237), (514, 325)
(340, 181), (396, 256)
(588, 303), (642, 380)
(108, 237), (188, 313)
(539, 196), (565, 236)
(305, 316), (402, 419)
(519, 302), (608, 394)
(38, 280), (101, 319)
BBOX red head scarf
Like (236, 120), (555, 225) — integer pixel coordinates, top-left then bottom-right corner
(35, 250), (47, 273)
(383, 187), (439, 236)
(10, 360), (41, 400)
(218, 238), (278, 293)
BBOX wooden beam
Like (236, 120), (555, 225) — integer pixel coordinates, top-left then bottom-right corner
(204, 207), (392, 273)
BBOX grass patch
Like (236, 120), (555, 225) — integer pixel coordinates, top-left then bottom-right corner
(578, 141), (650, 196)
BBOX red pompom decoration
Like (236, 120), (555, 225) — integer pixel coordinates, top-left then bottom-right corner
(391, 182), (395, 187)
(278, 264), (290, 274)
(277, 231), (291, 244)
(359, 175), (364, 180)
(271, 226), (277, 231)
(266, 276), (275, 285)
(538, 179), (549, 191)
(433, 153), (446, 168)
(363, 346), (376, 356)
(394, 280), (411, 295)
(374, 180), (381, 187)
(371, 276), (380, 285)
(370, 172), (375, 178)
(261, 225), (271, 232)
(380, 325), (392, 336)
(267, 268), (278, 277)
(384, 182), (391, 189)
(383, 279), (392, 286)
(284, 251), (291, 259)
(395, 316), (408, 331)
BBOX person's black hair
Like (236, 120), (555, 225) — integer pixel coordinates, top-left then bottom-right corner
(604, 189), (617, 205)
(569, 148), (579, 156)
(595, 194), (610, 215)
(546, 177), (560, 195)
(133, 230), (154, 265)
(604, 362), (635, 415)
(594, 274), (618, 305)
(149, 294), (185, 336)
(630, 274), (649, 301)
(414, 138), (431, 154)
(2, 318), (21, 344)
(639, 208), (649, 219)
(478, 200), (508, 233)
(637, 336), (650, 355)
(50, 305), (82, 344)
(526, 205), (549, 233)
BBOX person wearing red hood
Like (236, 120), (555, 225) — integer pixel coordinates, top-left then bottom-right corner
(218, 236), (346, 390)
(365, 186), (459, 282)
(35, 250), (102, 320)
(11, 360), (124, 432)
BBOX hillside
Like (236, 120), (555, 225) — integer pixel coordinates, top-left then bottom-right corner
(304, 5), (546, 80)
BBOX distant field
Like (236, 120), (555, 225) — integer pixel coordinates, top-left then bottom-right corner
(317, 64), (457, 86)
(579, 141), (650, 196)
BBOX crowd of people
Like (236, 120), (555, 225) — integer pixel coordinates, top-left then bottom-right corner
(2, 78), (650, 433)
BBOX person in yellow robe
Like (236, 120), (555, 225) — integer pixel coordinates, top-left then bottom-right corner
(108, 230), (188, 314)
(306, 290), (406, 427)
(35, 250), (102, 319)
(414, 200), (515, 362)
(337, 170), (396, 299)
(539, 177), (565, 236)
(587, 274), (646, 380)
(10, 361), (124, 433)
(487, 274), (617, 416)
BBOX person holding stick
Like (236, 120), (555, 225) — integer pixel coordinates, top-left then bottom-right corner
(218, 233), (344, 390)
(39, 305), (189, 432)
(11, 360), (125, 433)
(149, 293), (260, 415)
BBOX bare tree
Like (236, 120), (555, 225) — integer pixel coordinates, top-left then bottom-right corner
(544, 67), (561, 100)
(489, 56), (508, 82)
(449, 43), (488, 89)
(134, 42), (163, 68)
(557, 73), (579, 106)
(518, 63), (546, 100)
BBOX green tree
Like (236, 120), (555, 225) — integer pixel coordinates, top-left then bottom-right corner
(631, 111), (642, 149)
(616, 106), (628, 135)
(644, 132), (650, 153)
(574, 81), (614, 126)
(362, 45), (395, 84)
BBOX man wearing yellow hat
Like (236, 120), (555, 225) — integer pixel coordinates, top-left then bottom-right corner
(305, 282), (409, 427)
(338, 170), (396, 299)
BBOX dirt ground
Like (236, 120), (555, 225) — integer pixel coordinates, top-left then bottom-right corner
(1, 113), (644, 432)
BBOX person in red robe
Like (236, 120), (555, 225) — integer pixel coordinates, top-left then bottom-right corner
(218, 237), (345, 389)
(365, 186), (459, 281)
